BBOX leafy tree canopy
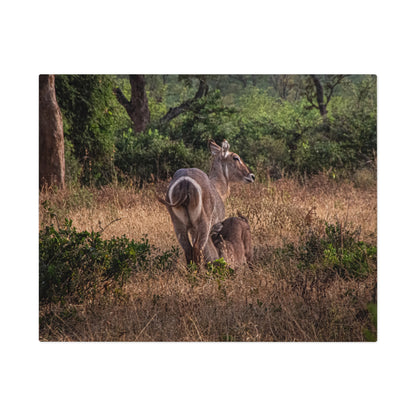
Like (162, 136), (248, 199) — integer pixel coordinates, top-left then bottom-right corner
(54, 74), (376, 185)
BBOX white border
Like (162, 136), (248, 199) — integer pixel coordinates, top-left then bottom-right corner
(2, 1), (416, 415)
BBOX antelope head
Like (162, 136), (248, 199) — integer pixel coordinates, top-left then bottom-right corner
(209, 140), (255, 194)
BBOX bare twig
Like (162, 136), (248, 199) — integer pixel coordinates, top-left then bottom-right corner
(137, 313), (158, 338)
(189, 316), (204, 341)
(98, 218), (122, 234)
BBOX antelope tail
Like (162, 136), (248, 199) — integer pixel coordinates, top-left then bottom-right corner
(156, 193), (188, 208)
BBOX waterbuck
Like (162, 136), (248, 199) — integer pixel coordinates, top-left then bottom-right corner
(157, 140), (255, 265)
(210, 213), (253, 269)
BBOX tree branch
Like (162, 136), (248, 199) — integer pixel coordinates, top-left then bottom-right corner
(325, 75), (346, 105)
(160, 78), (209, 124)
(305, 83), (319, 110)
(114, 87), (132, 116)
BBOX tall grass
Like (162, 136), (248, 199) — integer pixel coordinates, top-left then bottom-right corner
(39, 173), (376, 341)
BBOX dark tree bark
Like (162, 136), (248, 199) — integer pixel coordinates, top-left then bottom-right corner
(114, 75), (150, 133)
(160, 78), (209, 124)
(39, 75), (65, 189)
(306, 75), (346, 119)
(311, 75), (327, 117)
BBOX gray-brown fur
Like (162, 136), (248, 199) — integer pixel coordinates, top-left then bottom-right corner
(157, 140), (255, 265)
(210, 214), (253, 269)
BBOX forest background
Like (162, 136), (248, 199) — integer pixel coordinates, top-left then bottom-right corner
(48, 74), (376, 188)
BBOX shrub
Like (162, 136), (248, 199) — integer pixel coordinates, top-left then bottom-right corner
(235, 93), (323, 177)
(206, 257), (235, 279)
(39, 219), (179, 304)
(115, 128), (206, 183)
(363, 302), (377, 341)
(64, 138), (82, 184)
(327, 76), (377, 168)
(166, 90), (238, 149)
(242, 136), (289, 180)
(276, 221), (377, 280)
(293, 136), (347, 174)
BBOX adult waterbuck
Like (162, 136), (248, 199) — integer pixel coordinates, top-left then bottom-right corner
(210, 213), (253, 269)
(157, 140), (255, 265)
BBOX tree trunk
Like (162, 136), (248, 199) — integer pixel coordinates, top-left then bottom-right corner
(114, 75), (150, 133)
(39, 75), (65, 189)
(311, 75), (327, 117)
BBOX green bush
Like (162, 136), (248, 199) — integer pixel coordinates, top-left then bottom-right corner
(243, 136), (289, 180)
(56, 75), (131, 186)
(206, 257), (235, 279)
(276, 221), (377, 280)
(231, 81), (376, 177)
(39, 219), (179, 303)
(363, 302), (377, 341)
(115, 128), (206, 183)
(327, 76), (377, 168)
(64, 138), (82, 184)
(234, 92), (323, 177)
(293, 136), (348, 174)
(320, 222), (377, 278)
(166, 90), (238, 149)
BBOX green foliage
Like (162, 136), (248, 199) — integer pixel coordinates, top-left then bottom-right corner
(39, 219), (150, 303)
(64, 138), (82, 184)
(276, 221), (377, 280)
(184, 258), (234, 289)
(206, 257), (235, 279)
(115, 128), (205, 183)
(146, 77), (168, 123)
(327, 76), (377, 168)
(166, 90), (238, 149)
(39, 218), (179, 304)
(233, 92), (323, 177)
(293, 136), (347, 175)
(205, 258), (234, 298)
(153, 246), (180, 271)
(230, 78), (376, 177)
(53, 75), (376, 184)
(55, 75), (131, 185)
(243, 136), (289, 180)
(363, 302), (377, 341)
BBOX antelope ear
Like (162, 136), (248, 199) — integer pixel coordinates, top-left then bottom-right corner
(237, 211), (248, 222)
(221, 140), (230, 157)
(209, 140), (221, 156)
(211, 222), (223, 234)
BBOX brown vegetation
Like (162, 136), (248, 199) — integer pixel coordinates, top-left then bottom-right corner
(39, 173), (377, 341)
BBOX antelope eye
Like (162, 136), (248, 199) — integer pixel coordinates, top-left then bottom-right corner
(233, 156), (240, 162)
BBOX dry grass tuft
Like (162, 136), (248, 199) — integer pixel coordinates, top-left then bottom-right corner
(39, 175), (377, 342)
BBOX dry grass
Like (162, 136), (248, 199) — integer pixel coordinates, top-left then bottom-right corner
(39, 174), (377, 342)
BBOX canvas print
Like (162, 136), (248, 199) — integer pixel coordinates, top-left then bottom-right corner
(39, 75), (377, 341)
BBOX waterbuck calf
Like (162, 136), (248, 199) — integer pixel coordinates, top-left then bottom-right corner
(210, 214), (253, 269)
(157, 140), (255, 265)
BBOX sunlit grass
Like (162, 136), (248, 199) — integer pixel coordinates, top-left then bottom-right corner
(39, 174), (377, 341)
